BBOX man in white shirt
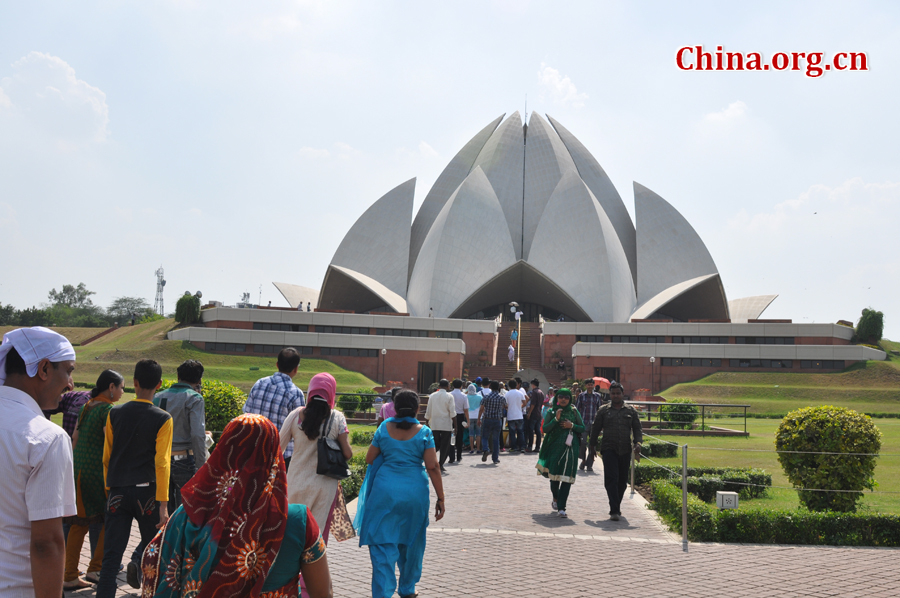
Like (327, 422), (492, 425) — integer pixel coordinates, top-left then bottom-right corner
(424, 378), (457, 474)
(504, 378), (527, 453)
(449, 379), (469, 463)
(0, 327), (77, 598)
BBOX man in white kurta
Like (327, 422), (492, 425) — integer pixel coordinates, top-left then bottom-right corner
(0, 327), (77, 598)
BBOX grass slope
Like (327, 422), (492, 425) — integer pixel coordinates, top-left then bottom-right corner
(662, 360), (900, 416)
(0, 326), (108, 346)
(68, 319), (376, 393)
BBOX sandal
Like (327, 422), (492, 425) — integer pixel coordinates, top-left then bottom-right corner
(83, 572), (100, 584)
(63, 578), (92, 590)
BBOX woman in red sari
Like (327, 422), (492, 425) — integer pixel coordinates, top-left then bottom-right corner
(141, 414), (332, 598)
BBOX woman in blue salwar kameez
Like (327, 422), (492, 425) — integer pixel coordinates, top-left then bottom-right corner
(354, 390), (445, 598)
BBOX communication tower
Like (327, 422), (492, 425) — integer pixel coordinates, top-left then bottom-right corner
(154, 267), (166, 315)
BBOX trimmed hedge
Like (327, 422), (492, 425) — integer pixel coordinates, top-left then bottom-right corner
(641, 440), (678, 458)
(635, 463), (771, 499)
(350, 430), (375, 445)
(340, 452), (368, 502)
(650, 480), (900, 546)
(686, 475), (725, 503)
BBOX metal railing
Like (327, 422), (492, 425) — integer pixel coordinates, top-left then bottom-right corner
(625, 400), (751, 435)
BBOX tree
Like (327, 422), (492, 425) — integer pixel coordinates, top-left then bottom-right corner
(0, 303), (17, 326)
(48, 283), (95, 308)
(108, 297), (153, 323)
(776, 406), (882, 512)
(856, 307), (884, 343)
(174, 292), (201, 325)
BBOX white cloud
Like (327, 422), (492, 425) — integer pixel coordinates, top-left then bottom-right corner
(418, 141), (438, 158)
(297, 146), (331, 159)
(705, 101), (748, 123)
(728, 177), (900, 236)
(0, 52), (109, 143)
(537, 62), (588, 108)
(333, 142), (359, 159)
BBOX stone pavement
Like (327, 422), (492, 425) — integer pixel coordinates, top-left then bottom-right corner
(69, 448), (900, 597)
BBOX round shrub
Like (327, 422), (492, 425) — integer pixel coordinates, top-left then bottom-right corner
(354, 388), (376, 413)
(336, 392), (359, 415)
(659, 398), (699, 430)
(201, 379), (247, 435)
(776, 406), (882, 512)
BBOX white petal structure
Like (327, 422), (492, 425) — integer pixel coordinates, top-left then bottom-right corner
(407, 167), (517, 318)
(729, 295), (778, 323)
(547, 116), (637, 282)
(528, 170), (635, 322)
(319, 112), (741, 322)
(633, 182), (729, 321)
(408, 115), (504, 278)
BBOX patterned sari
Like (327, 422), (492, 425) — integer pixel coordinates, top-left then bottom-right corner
(141, 414), (293, 598)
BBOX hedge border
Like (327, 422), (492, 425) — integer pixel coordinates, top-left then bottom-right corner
(650, 480), (900, 546)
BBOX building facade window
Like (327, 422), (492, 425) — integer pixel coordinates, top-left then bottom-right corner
(799, 360), (844, 369)
(315, 326), (370, 335)
(728, 359), (794, 368)
(434, 331), (461, 339)
(252, 323), (308, 332)
(206, 342), (246, 352)
(375, 328), (429, 337)
(254, 345), (313, 354)
(661, 358), (722, 367)
(735, 337), (795, 345)
(576, 335), (605, 342)
(609, 336), (665, 343)
(320, 347), (378, 358)
(671, 336), (728, 344)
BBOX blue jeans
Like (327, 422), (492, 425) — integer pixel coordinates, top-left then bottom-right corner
(169, 455), (197, 511)
(482, 418), (502, 463)
(524, 416), (542, 450)
(507, 419), (525, 451)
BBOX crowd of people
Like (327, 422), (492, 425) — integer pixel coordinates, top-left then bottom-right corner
(0, 326), (644, 598)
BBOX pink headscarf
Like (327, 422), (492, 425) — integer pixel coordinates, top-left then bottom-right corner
(307, 372), (336, 408)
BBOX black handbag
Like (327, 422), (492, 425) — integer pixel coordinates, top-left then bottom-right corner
(316, 412), (351, 480)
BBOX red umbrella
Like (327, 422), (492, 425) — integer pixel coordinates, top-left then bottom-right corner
(592, 376), (610, 390)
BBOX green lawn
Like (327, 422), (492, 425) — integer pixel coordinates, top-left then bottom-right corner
(642, 418), (900, 514)
(65, 319), (375, 393)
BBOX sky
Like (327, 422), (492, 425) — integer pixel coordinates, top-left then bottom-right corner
(1, 1), (898, 337)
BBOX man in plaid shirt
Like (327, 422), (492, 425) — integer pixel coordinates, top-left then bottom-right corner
(243, 347), (305, 467)
(478, 380), (507, 465)
(575, 379), (603, 471)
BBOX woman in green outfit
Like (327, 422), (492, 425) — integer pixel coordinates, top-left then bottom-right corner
(63, 370), (125, 589)
(535, 388), (584, 518)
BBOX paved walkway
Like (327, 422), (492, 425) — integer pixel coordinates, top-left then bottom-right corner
(69, 448), (900, 597)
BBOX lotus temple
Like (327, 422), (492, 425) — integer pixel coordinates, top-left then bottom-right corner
(169, 112), (884, 392)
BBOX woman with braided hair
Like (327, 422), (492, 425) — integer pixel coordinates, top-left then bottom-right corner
(140, 414), (333, 598)
(535, 388), (585, 518)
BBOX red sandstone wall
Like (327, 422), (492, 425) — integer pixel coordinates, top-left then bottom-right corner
(462, 331), (496, 363)
(543, 334), (577, 367)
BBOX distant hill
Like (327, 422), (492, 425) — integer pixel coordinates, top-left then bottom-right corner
(13, 319), (376, 393)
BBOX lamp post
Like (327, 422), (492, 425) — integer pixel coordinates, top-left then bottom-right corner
(649, 356), (656, 395)
(381, 348), (387, 384)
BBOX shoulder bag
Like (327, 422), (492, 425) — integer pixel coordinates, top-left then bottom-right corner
(316, 411), (351, 480)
